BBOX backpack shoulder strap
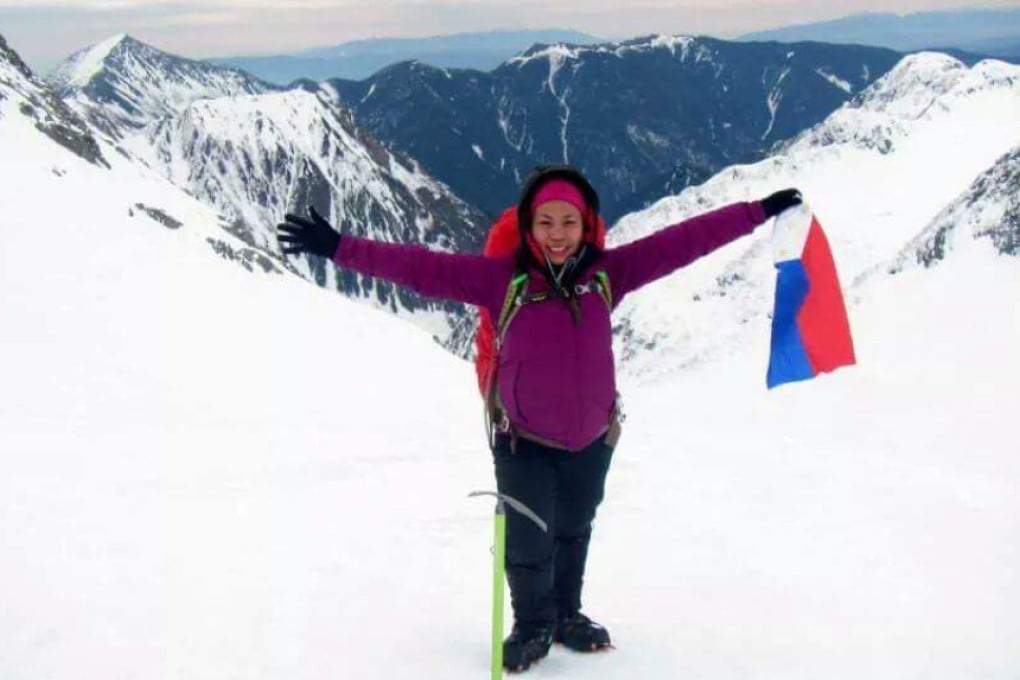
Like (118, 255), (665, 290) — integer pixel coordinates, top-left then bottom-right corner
(594, 270), (613, 309)
(495, 272), (529, 339)
(485, 271), (529, 445)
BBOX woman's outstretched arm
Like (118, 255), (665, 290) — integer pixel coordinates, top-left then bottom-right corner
(334, 233), (507, 308)
(278, 207), (506, 309)
(603, 190), (800, 302)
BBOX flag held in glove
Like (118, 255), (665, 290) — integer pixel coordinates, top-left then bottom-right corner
(767, 202), (856, 389)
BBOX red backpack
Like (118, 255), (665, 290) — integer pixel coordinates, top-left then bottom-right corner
(473, 207), (610, 396)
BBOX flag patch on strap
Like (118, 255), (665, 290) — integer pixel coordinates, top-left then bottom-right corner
(768, 203), (856, 389)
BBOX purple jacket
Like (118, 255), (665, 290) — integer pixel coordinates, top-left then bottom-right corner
(334, 200), (768, 451)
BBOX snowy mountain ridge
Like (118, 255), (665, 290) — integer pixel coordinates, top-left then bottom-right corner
(607, 53), (1020, 381)
(888, 143), (1020, 272)
(847, 51), (968, 118)
(781, 53), (1019, 155)
(1, 33), (290, 283)
(507, 34), (715, 67)
(124, 82), (487, 347)
(44, 34), (488, 352)
(48, 33), (277, 135)
(47, 33), (128, 90)
(0, 33), (107, 167)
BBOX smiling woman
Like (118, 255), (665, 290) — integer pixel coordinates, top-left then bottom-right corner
(276, 162), (801, 672)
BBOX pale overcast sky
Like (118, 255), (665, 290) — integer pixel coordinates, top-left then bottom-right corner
(0, 0), (1015, 73)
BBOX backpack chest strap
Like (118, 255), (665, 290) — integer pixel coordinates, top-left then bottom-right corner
(498, 274), (610, 330)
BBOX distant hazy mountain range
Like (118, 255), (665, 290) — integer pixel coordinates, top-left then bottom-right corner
(212, 29), (602, 83)
(740, 8), (1020, 59)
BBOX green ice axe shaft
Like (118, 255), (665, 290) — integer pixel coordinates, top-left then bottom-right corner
(468, 491), (547, 680)
(492, 505), (506, 676)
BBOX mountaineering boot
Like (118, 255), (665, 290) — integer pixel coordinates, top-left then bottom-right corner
(554, 612), (612, 652)
(503, 564), (556, 671)
(503, 623), (554, 672)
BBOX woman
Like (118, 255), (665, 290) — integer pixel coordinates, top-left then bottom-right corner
(277, 165), (801, 672)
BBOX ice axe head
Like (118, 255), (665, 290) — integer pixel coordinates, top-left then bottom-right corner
(468, 491), (548, 533)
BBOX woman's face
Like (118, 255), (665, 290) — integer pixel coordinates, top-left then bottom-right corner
(531, 200), (584, 265)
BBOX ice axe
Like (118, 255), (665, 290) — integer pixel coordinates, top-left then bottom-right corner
(468, 491), (547, 679)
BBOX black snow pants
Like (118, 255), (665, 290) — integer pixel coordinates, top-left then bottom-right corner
(491, 433), (614, 629)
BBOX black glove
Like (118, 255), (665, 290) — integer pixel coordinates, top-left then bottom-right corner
(760, 188), (803, 219)
(277, 206), (342, 258)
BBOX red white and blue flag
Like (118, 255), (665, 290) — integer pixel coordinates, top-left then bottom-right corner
(768, 203), (856, 389)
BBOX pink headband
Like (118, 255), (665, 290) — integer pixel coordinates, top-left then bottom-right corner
(531, 179), (588, 215)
